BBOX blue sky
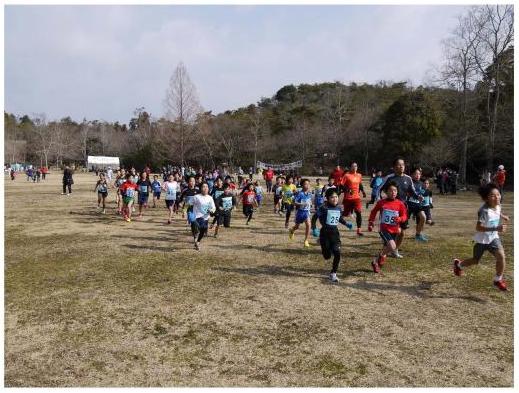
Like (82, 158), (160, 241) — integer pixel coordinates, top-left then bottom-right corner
(5, 5), (469, 123)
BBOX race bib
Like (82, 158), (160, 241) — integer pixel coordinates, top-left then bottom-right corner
(166, 187), (175, 196)
(284, 191), (293, 198)
(99, 184), (107, 192)
(139, 185), (148, 193)
(201, 203), (211, 215)
(302, 199), (312, 211)
(247, 195), (255, 204)
(326, 210), (341, 226)
(126, 188), (135, 197)
(222, 197), (233, 210)
(275, 188), (282, 196)
(422, 196), (430, 206)
(381, 209), (399, 226)
(185, 195), (194, 206)
(214, 190), (224, 199)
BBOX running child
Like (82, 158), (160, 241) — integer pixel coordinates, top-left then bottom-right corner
(422, 179), (434, 225)
(272, 176), (284, 215)
(214, 183), (237, 237)
(162, 174), (180, 224)
(136, 171), (152, 218)
(179, 176), (200, 225)
(114, 170), (125, 214)
(366, 169), (383, 209)
(452, 183), (509, 291)
(407, 168), (428, 242)
(289, 179), (313, 248)
(120, 174), (138, 222)
(151, 175), (162, 208)
(317, 187), (355, 283)
(238, 183), (258, 225)
(93, 173), (109, 214)
(367, 181), (408, 273)
(192, 182), (216, 250)
(340, 162), (366, 237)
(254, 180), (264, 208)
(209, 177), (225, 230)
(281, 176), (297, 228)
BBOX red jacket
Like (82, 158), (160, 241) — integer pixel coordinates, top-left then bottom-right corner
(263, 169), (274, 181)
(330, 168), (344, 186)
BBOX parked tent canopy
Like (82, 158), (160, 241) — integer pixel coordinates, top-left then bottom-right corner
(87, 156), (120, 169)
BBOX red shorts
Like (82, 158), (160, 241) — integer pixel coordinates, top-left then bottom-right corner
(342, 198), (362, 216)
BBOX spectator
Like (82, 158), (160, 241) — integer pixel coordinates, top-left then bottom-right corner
(330, 165), (345, 187)
(263, 166), (275, 193)
(62, 165), (74, 195)
(493, 165), (506, 201)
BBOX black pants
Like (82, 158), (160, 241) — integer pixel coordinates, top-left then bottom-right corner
(266, 180), (272, 193)
(284, 203), (294, 225)
(217, 211), (232, 227)
(243, 205), (254, 223)
(191, 218), (208, 242)
(422, 206), (432, 222)
(320, 231), (341, 273)
(63, 183), (72, 194)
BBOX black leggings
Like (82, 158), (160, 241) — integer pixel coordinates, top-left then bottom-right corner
(266, 180), (273, 193)
(243, 205), (254, 223)
(311, 212), (319, 230)
(320, 233), (341, 273)
(354, 210), (362, 228)
(63, 183), (72, 194)
(284, 203), (294, 225)
(191, 219), (208, 242)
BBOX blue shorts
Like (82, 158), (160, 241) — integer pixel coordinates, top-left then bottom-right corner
(379, 231), (398, 245)
(138, 193), (149, 205)
(295, 210), (311, 224)
(256, 194), (263, 203)
(195, 217), (208, 229)
(153, 191), (161, 199)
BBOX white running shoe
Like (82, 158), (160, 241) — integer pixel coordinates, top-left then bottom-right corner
(329, 273), (339, 283)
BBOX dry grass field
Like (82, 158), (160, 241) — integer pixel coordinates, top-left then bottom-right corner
(4, 172), (514, 387)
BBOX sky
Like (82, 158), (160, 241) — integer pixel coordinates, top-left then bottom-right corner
(5, 5), (469, 123)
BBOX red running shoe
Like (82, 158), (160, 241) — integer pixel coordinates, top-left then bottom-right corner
(453, 258), (463, 276)
(493, 279), (508, 291)
(371, 259), (380, 274)
(377, 254), (386, 266)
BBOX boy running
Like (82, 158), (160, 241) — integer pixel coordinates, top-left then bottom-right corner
(94, 173), (109, 214)
(289, 179), (313, 248)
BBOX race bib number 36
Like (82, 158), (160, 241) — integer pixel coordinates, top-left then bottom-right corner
(326, 210), (341, 226)
(381, 209), (399, 226)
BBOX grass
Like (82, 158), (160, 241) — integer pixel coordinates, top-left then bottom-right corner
(4, 173), (514, 387)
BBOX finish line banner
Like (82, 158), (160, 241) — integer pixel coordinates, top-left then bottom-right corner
(257, 160), (303, 171)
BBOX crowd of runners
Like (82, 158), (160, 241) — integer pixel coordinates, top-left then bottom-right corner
(86, 157), (510, 291)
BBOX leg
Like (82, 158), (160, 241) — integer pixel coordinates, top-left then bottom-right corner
(396, 230), (404, 249)
(304, 219), (310, 242)
(416, 211), (426, 235)
(493, 247), (505, 277)
(311, 212), (318, 230)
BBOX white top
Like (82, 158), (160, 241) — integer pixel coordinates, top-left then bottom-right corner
(162, 181), (179, 201)
(193, 194), (216, 220)
(473, 203), (501, 244)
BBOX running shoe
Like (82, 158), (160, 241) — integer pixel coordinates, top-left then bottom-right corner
(312, 228), (320, 237)
(344, 221), (353, 230)
(289, 228), (295, 240)
(371, 259), (380, 273)
(415, 234), (428, 242)
(304, 240), (310, 248)
(194, 242), (200, 251)
(357, 229), (364, 237)
(377, 254), (387, 266)
(453, 258), (463, 276)
(125, 217), (131, 222)
(390, 251), (404, 259)
(329, 272), (339, 283)
(493, 279), (507, 291)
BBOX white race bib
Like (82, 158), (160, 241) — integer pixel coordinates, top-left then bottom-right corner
(381, 209), (399, 226)
(326, 210), (341, 226)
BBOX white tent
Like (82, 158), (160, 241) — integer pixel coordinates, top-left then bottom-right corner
(87, 156), (120, 169)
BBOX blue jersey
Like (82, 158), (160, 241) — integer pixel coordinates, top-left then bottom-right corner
(370, 176), (383, 195)
(294, 191), (313, 212)
(151, 180), (161, 193)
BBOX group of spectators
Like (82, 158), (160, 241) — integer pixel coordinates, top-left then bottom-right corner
(435, 168), (459, 195)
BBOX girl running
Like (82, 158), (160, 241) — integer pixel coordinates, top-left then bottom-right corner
(317, 187), (354, 283)
(136, 171), (151, 218)
(272, 176), (284, 215)
(151, 175), (162, 208)
(453, 183), (509, 291)
(209, 177), (225, 230)
(367, 182), (408, 273)
(289, 179), (313, 248)
(94, 173), (109, 214)
(407, 168), (428, 242)
(238, 183), (258, 225)
(114, 170), (125, 214)
(214, 183), (236, 238)
(192, 182), (216, 250)
(422, 179), (434, 225)
(281, 176), (297, 228)
(162, 174), (179, 224)
(254, 180), (264, 208)
(120, 174), (138, 222)
(180, 176), (200, 226)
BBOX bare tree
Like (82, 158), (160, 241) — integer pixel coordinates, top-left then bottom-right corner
(163, 61), (202, 166)
(31, 115), (53, 167)
(472, 5), (514, 170)
(440, 8), (483, 185)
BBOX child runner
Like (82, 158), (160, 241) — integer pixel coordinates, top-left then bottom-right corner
(312, 176), (341, 236)
(120, 174), (138, 222)
(366, 169), (384, 209)
(192, 182), (216, 250)
(136, 171), (152, 218)
(238, 183), (258, 225)
(214, 183), (237, 238)
(340, 162), (366, 237)
(209, 177), (225, 230)
(313, 178), (325, 211)
(453, 183), (509, 291)
(367, 181), (408, 273)
(281, 176), (297, 228)
(180, 176), (200, 226)
(151, 175), (162, 208)
(422, 179), (434, 225)
(272, 176), (284, 215)
(162, 174), (179, 224)
(254, 180), (264, 208)
(114, 170), (125, 214)
(317, 187), (354, 283)
(289, 179), (313, 248)
(94, 173), (109, 214)
(407, 168), (428, 242)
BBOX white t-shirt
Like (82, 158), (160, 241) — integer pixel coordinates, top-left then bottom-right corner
(473, 203), (501, 244)
(193, 194), (216, 220)
(163, 181), (179, 201)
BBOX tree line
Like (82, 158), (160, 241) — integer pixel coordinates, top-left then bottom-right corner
(4, 5), (513, 186)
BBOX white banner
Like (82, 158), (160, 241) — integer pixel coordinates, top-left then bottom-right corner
(257, 160), (303, 171)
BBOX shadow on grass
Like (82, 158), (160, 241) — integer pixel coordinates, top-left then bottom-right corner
(213, 243), (323, 256)
(213, 264), (487, 303)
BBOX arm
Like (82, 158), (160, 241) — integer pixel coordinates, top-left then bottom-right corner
(93, 181), (99, 192)
(476, 221), (504, 233)
(359, 182), (366, 198)
(367, 201), (382, 231)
